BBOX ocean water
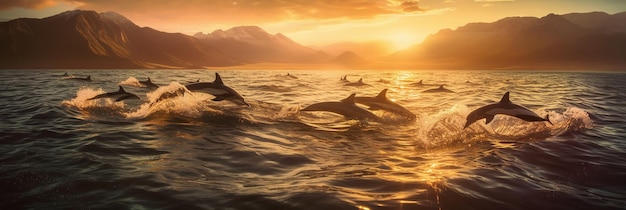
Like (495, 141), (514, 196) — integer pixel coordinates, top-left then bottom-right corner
(0, 69), (624, 210)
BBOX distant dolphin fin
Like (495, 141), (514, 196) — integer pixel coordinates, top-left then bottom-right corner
(485, 115), (495, 124)
(376, 89), (388, 99)
(341, 93), (357, 104)
(499, 92), (511, 103)
(86, 75), (91, 80)
(214, 73), (224, 85)
(438, 85), (444, 89)
(118, 85), (126, 93)
(358, 78), (363, 83)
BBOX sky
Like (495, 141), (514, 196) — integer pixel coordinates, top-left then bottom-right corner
(1, 0), (625, 52)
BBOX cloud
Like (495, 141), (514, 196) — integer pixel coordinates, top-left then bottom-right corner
(0, 0), (59, 10)
(399, 1), (423, 12)
(7, 0), (428, 22)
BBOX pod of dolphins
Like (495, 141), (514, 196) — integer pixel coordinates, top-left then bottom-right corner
(67, 72), (552, 128)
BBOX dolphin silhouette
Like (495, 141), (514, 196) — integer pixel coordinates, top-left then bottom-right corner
(411, 79), (424, 86)
(301, 93), (380, 121)
(150, 87), (188, 107)
(67, 75), (91, 81)
(139, 77), (159, 88)
(185, 73), (249, 106)
(344, 78), (369, 86)
(464, 92), (551, 128)
(422, 85), (454, 93)
(88, 86), (140, 102)
(354, 89), (416, 119)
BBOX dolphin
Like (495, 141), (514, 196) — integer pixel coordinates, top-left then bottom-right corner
(185, 72), (249, 106)
(286, 73), (298, 79)
(344, 78), (370, 86)
(340, 75), (349, 82)
(354, 89), (416, 119)
(301, 93), (380, 121)
(464, 92), (552, 128)
(422, 85), (454, 93)
(67, 75), (91, 81)
(411, 79), (424, 86)
(150, 87), (188, 107)
(139, 77), (159, 88)
(88, 86), (140, 102)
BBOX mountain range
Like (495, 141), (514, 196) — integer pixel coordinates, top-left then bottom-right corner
(1, 10), (625, 70)
(392, 11), (626, 70)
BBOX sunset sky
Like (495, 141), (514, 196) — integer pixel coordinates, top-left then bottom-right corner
(1, 0), (625, 52)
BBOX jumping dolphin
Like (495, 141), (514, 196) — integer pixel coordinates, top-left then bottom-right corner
(139, 77), (159, 88)
(344, 78), (369, 86)
(354, 89), (416, 119)
(150, 87), (188, 107)
(88, 86), (140, 102)
(301, 93), (380, 121)
(422, 85), (454, 93)
(464, 92), (552, 128)
(185, 73), (249, 106)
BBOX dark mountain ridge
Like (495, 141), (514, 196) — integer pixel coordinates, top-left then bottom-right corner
(0, 10), (236, 69)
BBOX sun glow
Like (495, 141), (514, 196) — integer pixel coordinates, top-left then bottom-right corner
(387, 32), (419, 51)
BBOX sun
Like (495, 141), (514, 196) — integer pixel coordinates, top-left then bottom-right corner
(387, 32), (420, 52)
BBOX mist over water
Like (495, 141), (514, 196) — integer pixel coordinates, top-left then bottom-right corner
(1, 69), (624, 210)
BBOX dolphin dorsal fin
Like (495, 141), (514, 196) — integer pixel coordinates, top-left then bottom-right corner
(499, 92), (511, 103)
(376, 89), (388, 99)
(147, 77), (151, 82)
(118, 86), (125, 93)
(214, 73), (224, 85)
(86, 76), (91, 80)
(438, 85), (444, 89)
(341, 93), (357, 104)
(358, 78), (363, 83)
(418, 80), (423, 84)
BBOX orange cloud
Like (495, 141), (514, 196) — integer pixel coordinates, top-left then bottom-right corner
(0, 0), (58, 9)
(59, 0), (427, 23)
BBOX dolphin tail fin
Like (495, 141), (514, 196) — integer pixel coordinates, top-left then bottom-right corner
(485, 115), (495, 124)
(376, 89), (388, 99)
(341, 93), (357, 104)
(545, 114), (553, 125)
(499, 92), (511, 103)
(214, 73), (224, 85)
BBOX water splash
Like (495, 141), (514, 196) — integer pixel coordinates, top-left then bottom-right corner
(119, 76), (142, 87)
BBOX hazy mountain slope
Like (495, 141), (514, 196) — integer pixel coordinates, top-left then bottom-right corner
(392, 12), (626, 69)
